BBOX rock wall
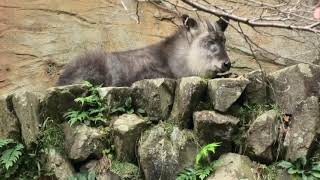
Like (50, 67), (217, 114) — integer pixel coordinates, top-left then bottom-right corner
(1, 63), (320, 179)
(2, 0), (307, 96)
(0, 0), (177, 95)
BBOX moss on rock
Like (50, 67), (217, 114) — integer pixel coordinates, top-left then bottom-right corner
(110, 161), (141, 180)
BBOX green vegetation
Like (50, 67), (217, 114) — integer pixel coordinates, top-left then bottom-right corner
(111, 96), (135, 114)
(177, 142), (220, 180)
(39, 118), (65, 153)
(0, 139), (24, 171)
(163, 121), (175, 136)
(64, 81), (145, 127)
(256, 164), (278, 180)
(68, 171), (96, 180)
(0, 138), (50, 179)
(64, 81), (107, 126)
(110, 160), (141, 180)
(234, 103), (283, 154)
(278, 157), (320, 179)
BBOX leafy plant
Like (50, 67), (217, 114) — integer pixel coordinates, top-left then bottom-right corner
(68, 171), (96, 180)
(0, 139), (24, 170)
(195, 142), (220, 166)
(278, 157), (320, 179)
(39, 118), (65, 153)
(111, 97), (135, 114)
(64, 81), (146, 127)
(177, 142), (220, 180)
(110, 96), (146, 116)
(234, 103), (283, 154)
(64, 81), (107, 126)
(0, 137), (56, 179)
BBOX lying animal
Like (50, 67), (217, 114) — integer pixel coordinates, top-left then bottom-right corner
(57, 15), (231, 86)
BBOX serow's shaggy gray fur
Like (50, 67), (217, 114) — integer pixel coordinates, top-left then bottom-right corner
(57, 15), (231, 87)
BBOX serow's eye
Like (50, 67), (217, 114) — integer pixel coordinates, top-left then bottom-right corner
(210, 44), (217, 51)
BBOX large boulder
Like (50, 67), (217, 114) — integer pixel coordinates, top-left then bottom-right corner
(112, 114), (148, 163)
(170, 77), (207, 128)
(80, 158), (141, 180)
(268, 63), (320, 114)
(244, 70), (268, 104)
(193, 110), (239, 153)
(246, 110), (280, 163)
(284, 96), (320, 161)
(208, 77), (250, 112)
(12, 91), (43, 148)
(207, 153), (258, 180)
(98, 87), (134, 110)
(138, 123), (198, 180)
(40, 84), (87, 123)
(0, 95), (20, 140)
(63, 123), (108, 161)
(44, 148), (75, 180)
(132, 78), (176, 122)
(109, 161), (142, 180)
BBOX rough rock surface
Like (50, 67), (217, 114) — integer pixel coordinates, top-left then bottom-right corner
(170, 77), (207, 128)
(244, 70), (268, 104)
(63, 123), (108, 161)
(2, 0), (311, 96)
(40, 84), (87, 123)
(207, 153), (257, 180)
(208, 77), (250, 112)
(132, 78), (176, 122)
(138, 123), (198, 180)
(99, 87), (133, 109)
(0, 0), (178, 95)
(12, 91), (43, 148)
(112, 114), (148, 163)
(284, 96), (320, 161)
(246, 110), (280, 163)
(193, 110), (239, 153)
(44, 148), (75, 180)
(268, 64), (320, 114)
(0, 95), (20, 139)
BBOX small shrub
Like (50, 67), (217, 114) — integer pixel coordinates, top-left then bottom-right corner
(0, 138), (50, 179)
(278, 157), (320, 179)
(0, 139), (24, 170)
(177, 142), (220, 180)
(64, 81), (146, 127)
(39, 118), (65, 153)
(256, 164), (278, 180)
(64, 81), (108, 126)
(234, 103), (283, 154)
(68, 171), (96, 180)
(110, 160), (141, 180)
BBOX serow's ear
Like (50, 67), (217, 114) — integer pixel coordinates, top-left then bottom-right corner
(216, 17), (229, 32)
(182, 14), (198, 30)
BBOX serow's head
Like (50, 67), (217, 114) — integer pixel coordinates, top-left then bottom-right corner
(182, 15), (231, 78)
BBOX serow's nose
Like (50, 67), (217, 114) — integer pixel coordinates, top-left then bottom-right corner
(223, 61), (231, 70)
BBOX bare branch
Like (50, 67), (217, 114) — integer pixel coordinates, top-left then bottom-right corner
(181, 0), (320, 34)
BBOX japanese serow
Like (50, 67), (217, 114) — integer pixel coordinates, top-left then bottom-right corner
(57, 15), (231, 86)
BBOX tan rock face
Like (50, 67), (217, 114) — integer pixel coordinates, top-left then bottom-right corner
(1, 0), (292, 95)
(0, 0), (177, 95)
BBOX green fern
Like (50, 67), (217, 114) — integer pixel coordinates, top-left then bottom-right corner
(0, 139), (14, 149)
(195, 142), (220, 166)
(64, 81), (108, 127)
(64, 81), (144, 127)
(0, 139), (24, 170)
(177, 142), (220, 180)
(111, 97), (135, 115)
(1, 144), (23, 170)
(68, 171), (96, 180)
(278, 157), (320, 179)
(177, 168), (197, 180)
